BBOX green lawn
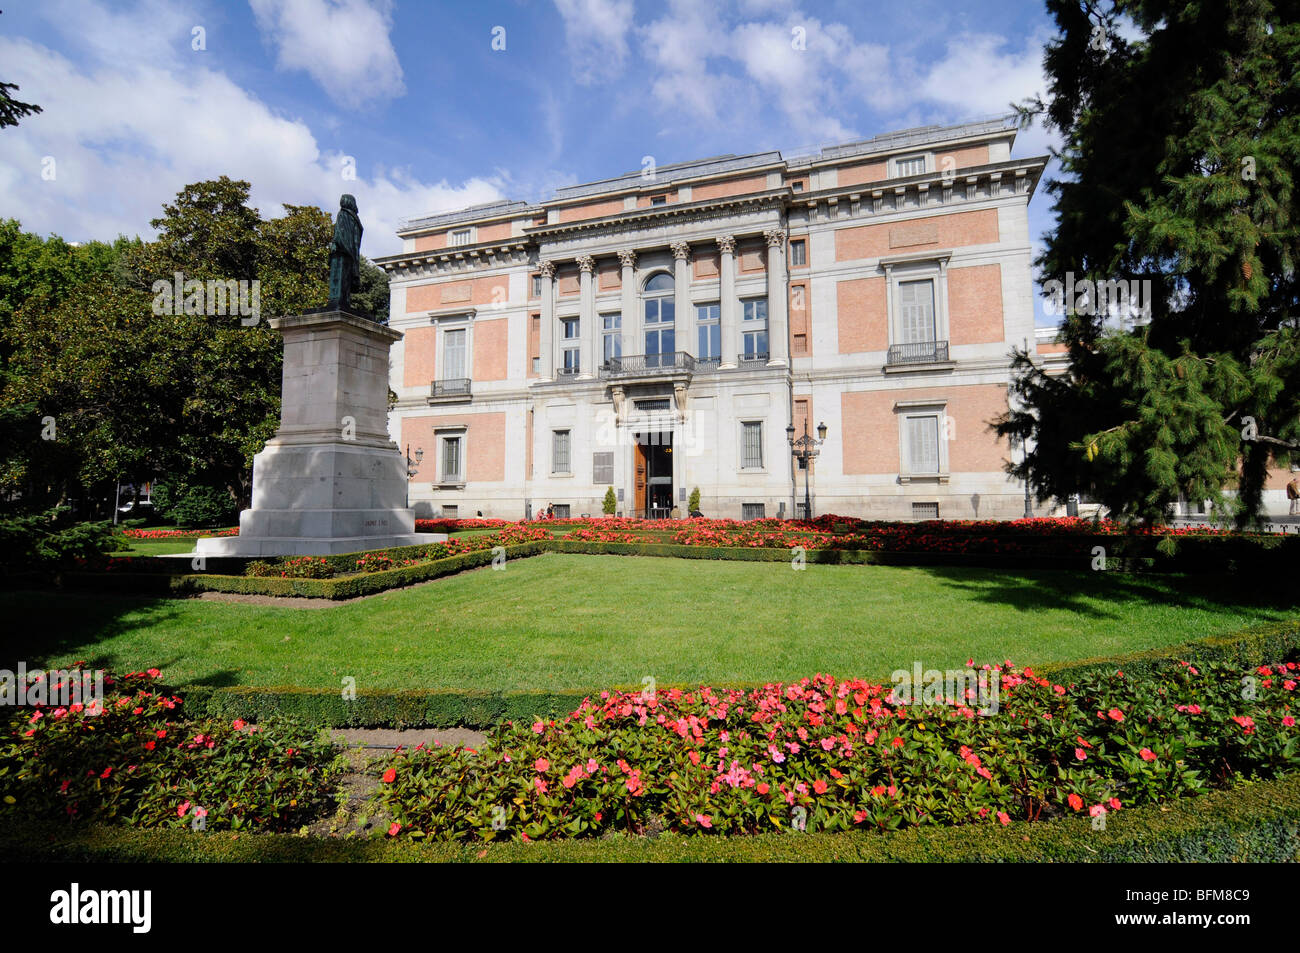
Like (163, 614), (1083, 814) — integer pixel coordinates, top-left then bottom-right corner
(117, 538), (200, 556)
(5, 554), (1297, 694)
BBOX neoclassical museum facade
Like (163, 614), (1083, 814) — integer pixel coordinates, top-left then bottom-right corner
(378, 116), (1057, 520)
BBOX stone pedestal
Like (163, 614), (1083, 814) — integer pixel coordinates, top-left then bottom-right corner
(197, 310), (444, 556)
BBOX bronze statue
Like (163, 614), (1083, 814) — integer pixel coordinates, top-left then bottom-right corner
(328, 194), (363, 313)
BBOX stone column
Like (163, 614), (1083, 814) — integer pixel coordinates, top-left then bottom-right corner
(671, 241), (691, 361)
(717, 235), (738, 369)
(617, 248), (636, 362)
(764, 228), (788, 366)
(577, 254), (595, 378)
(538, 259), (556, 381)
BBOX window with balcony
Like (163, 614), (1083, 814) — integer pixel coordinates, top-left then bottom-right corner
(561, 317), (580, 375)
(741, 298), (768, 363)
(643, 272), (675, 368)
(696, 303), (720, 363)
(602, 312), (622, 366)
(888, 277), (950, 365)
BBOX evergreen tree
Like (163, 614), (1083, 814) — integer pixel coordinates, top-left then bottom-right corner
(1001, 0), (1299, 525)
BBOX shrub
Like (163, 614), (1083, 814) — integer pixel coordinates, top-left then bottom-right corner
(275, 557), (334, 579)
(0, 513), (126, 572)
(372, 659), (1300, 842)
(153, 483), (238, 528)
(602, 487), (617, 515)
(688, 487), (701, 513)
(0, 668), (343, 832)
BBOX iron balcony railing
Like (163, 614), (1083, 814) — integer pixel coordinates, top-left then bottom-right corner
(738, 351), (769, 365)
(430, 378), (472, 398)
(602, 352), (696, 377)
(887, 340), (950, 365)
(556, 365), (581, 377)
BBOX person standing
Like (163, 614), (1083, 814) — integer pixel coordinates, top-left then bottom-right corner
(1287, 476), (1299, 516)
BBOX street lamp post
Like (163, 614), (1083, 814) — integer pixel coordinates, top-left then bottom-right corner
(405, 444), (424, 509)
(786, 419), (829, 521)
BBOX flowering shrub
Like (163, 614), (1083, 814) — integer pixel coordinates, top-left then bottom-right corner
(245, 556), (334, 579)
(0, 668), (342, 831)
(373, 659), (1299, 841)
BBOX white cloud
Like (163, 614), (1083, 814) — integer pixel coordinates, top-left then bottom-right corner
(553, 0), (635, 86)
(248, 0), (405, 109)
(0, 20), (499, 258)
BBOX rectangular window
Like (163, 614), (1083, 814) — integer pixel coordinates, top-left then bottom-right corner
(561, 317), (580, 374)
(906, 415), (941, 474)
(602, 313), (622, 364)
(552, 430), (571, 474)
(898, 279), (936, 344)
(635, 398), (671, 411)
(895, 155), (926, 176)
(593, 451), (614, 484)
(742, 298), (768, 360)
(552, 504), (571, 518)
(442, 504), (458, 518)
(696, 303), (720, 362)
(912, 501), (940, 520)
(790, 239), (806, 266)
(531, 274), (542, 297)
(742, 503), (766, 520)
(791, 181), (804, 192)
(650, 195), (667, 206)
(450, 228), (472, 246)
(440, 435), (462, 483)
(741, 421), (763, 469)
(443, 328), (467, 380)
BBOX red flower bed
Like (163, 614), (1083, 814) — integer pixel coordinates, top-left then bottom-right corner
(120, 527), (238, 539)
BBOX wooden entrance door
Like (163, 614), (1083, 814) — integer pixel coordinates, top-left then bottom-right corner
(634, 439), (648, 515)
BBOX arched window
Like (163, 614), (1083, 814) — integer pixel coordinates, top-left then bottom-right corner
(642, 272), (675, 366)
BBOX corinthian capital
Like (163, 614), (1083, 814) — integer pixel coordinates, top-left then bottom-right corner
(763, 228), (787, 249)
(670, 240), (691, 262)
(716, 234), (736, 255)
(538, 259), (557, 279)
(616, 248), (637, 269)
(576, 254), (595, 273)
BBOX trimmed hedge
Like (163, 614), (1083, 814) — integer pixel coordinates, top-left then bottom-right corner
(59, 542), (549, 600)
(167, 617), (1300, 730)
(6, 770), (1299, 863)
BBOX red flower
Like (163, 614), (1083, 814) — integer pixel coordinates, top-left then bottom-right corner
(1067, 793), (1083, 811)
(382, 768), (397, 783)
(1139, 747), (1157, 762)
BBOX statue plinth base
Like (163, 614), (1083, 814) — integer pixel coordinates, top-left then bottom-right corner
(197, 310), (443, 557)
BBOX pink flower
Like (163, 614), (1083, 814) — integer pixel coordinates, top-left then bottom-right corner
(1283, 716), (1296, 728)
(231, 719), (246, 730)
(534, 758), (550, 772)
(177, 801), (191, 817)
(1074, 747), (1087, 761)
(1139, 748), (1157, 762)
(532, 721), (544, 734)
(1109, 798), (1122, 810)
(534, 778), (547, 793)
(820, 737), (835, 751)
(1107, 708), (1125, 722)
(997, 811), (1010, 826)
(388, 822), (401, 836)
(1089, 804), (1106, 818)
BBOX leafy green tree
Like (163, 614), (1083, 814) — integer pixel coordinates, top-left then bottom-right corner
(1001, 0), (1300, 525)
(602, 486), (617, 515)
(352, 256), (391, 322)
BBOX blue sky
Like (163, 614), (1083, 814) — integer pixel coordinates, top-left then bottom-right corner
(1, 0), (1061, 319)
